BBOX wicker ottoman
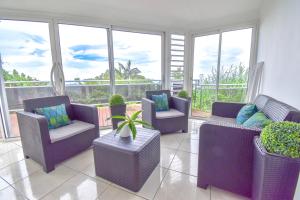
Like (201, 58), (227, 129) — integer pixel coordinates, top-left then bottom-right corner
(93, 128), (160, 192)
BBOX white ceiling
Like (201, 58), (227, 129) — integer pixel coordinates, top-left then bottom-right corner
(0, 0), (263, 31)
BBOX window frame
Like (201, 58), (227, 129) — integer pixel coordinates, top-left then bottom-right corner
(190, 23), (259, 119)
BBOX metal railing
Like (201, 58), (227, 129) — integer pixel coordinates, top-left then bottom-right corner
(4, 79), (162, 110)
(192, 80), (247, 113)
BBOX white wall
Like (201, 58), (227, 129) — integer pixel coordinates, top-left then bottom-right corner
(258, 1), (300, 199)
(258, 0), (300, 109)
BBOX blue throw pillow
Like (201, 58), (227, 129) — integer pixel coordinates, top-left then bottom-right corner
(236, 104), (258, 124)
(35, 104), (71, 129)
(151, 93), (169, 112)
(243, 112), (272, 129)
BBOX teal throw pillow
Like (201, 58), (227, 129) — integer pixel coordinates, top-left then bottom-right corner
(236, 104), (258, 124)
(151, 93), (169, 112)
(243, 112), (272, 129)
(35, 104), (71, 129)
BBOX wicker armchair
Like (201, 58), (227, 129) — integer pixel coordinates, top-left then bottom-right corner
(17, 96), (99, 172)
(142, 90), (190, 134)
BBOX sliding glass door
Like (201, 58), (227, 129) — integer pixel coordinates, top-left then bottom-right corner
(218, 29), (252, 102)
(192, 28), (253, 117)
(192, 34), (219, 117)
(0, 20), (53, 137)
(112, 30), (162, 115)
(59, 24), (111, 127)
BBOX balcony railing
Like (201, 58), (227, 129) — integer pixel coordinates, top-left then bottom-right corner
(2, 79), (161, 137)
(192, 80), (247, 117)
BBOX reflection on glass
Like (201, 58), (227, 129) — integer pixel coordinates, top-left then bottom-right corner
(192, 34), (219, 117)
(218, 28), (252, 102)
(112, 30), (162, 101)
(0, 20), (52, 137)
(59, 24), (111, 127)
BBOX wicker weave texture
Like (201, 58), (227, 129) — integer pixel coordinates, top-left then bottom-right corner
(252, 137), (300, 200)
(93, 128), (160, 192)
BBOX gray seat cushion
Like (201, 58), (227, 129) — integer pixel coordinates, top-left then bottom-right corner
(207, 115), (262, 131)
(156, 108), (185, 119)
(49, 120), (95, 143)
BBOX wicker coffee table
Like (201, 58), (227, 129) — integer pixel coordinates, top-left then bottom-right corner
(93, 128), (160, 192)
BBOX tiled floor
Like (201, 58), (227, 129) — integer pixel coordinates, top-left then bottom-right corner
(0, 119), (249, 200)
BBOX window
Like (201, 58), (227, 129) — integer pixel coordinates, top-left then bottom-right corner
(192, 34), (219, 117)
(0, 20), (53, 137)
(59, 24), (111, 127)
(169, 34), (185, 94)
(218, 29), (252, 102)
(192, 28), (253, 117)
(112, 30), (161, 108)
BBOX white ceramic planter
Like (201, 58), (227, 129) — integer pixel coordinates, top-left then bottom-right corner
(118, 122), (131, 138)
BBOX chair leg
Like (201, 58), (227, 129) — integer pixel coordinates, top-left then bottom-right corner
(43, 164), (55, 173)
(197, 181), (209, 189)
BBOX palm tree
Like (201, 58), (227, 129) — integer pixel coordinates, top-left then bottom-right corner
(118, 60), (141, 80)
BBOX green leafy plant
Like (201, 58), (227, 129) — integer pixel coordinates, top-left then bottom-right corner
(111, 110), (152, 140)
(261, 121), (300, 158)
(109, 94), (125, 106)
(178, 90), (189, 99)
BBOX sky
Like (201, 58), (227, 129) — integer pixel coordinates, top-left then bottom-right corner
(193, 28), (252, 81)
(0, 20), (161, 81)
(0, 20), (251, 83)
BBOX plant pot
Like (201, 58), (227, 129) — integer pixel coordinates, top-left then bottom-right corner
(118, 122), (131, 138)
(110, 104), (126, 130)
(252, 137), (300, 200)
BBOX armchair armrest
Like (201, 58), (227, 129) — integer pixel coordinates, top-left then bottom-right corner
(212, 102), (246, 118)
(171, 96), (190, 115)
(142, 98), (155, 124)
(71, 103), (99, 127)
(16, 111), (50, 144)
(198, 121), (260, 196)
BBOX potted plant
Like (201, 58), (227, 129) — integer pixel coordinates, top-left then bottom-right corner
(111, 110), (152, 139)
(252, 121), (300, 200)
(109, 94), (126, 129)
(177, 90), (189, 99)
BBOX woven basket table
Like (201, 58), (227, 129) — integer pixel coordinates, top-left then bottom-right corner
(93, 128), (160, 192)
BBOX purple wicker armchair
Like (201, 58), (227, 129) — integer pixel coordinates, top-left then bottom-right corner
(17, 96), (99, 173)
(197, 95), (300, 197)
(142, 90), (190, 134)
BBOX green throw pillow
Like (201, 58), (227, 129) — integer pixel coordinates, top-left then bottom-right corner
(151, 93), (169, 112)
(243, 112), (272, 129)
(236, 104), (258, 124)
(35, 104), (71, 129)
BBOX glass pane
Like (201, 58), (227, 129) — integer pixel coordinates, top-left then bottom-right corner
(0, 20), (53, 138)
(59, 24), (110, 127)
(0, 109), (4, 139)
(192, 34), (219, 117)
(218, 28), (252, 102)
(112, 30), (162, 104)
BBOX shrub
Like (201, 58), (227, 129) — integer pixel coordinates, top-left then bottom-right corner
(261, 121), (300, 158)
(109, 94), (125, 106)
(178, 90), (189, 99)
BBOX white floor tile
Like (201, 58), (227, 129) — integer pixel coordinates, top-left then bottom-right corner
(169, 150), (198, 176)
(178, 138), (199, 154)
(62, 148), (94, 171)
(211, 186), (250, 200)
(0, 177), (9, 191)
(154, 170), (210, 200)
(160, 133), (185, 150)
(97, 185), (144, 200)
(0, 148), (24, 170)
(160, 147), (176, 168)
(0, 159), (41, 184)
(0, 186), (27, 200)
(12, 165), (76, 200)
(42, 173), (109, 200)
